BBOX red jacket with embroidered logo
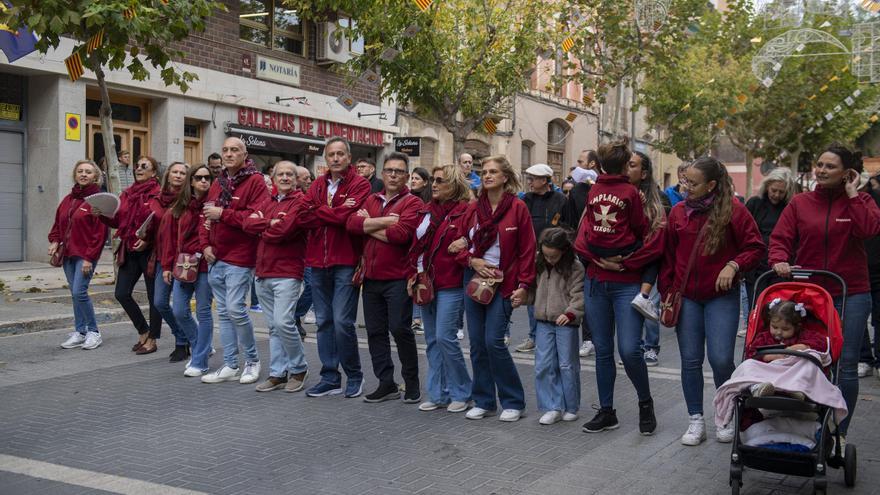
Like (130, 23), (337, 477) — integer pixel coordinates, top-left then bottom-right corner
(162, 196), (209, 274)
(346, 187), (422, 280)
(579, 174), (647, 254)
(242, 190), (307, 279)
(769, 186), (880, 296)
(409, 201), (470, 291)
(659, 199), (765, 301)
(49, 195), (107, 263)
(199, 173), (270, 268)
(298, 165), (371, 268)
(455, 197), (537, 298)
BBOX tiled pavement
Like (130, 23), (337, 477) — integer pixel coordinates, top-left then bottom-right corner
(0, 307), (878, 495)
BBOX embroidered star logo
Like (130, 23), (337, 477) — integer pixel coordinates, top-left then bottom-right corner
(594, 204), (617, 228)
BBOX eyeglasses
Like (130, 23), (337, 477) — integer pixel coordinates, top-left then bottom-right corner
(193, 175), (212, 182)
(135, 162), (152, 170)
(383, 168), (407, 176)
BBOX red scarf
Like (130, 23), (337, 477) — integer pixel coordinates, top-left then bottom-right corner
(410, 200), (462, 269)
(117, 178), (160, 241)
(70, 183), (100, 200)
(157, 187), (179, 208)
(217, 160), (259, 207)
(472, 191), (515, 257)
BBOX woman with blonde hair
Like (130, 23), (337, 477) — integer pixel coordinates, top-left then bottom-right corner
(52, 160), (109, 349)
(453, 155), (536, 422)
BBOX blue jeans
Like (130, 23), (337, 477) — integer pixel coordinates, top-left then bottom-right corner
(676, 289), (740, 416)
(154, 264), (188, 346)
(172, 273), (213, 371)
(208, 261), (259, 369)
(295, 267), (313, 321)
(584, 277), (652, 408)
(257, 277), (307, 377)
(412, 303), (422, 322)
(62, 257), (98, 334)
(833, 292), (872, 436)
(526, 305), (537, 341)
(641, 286), (661, 352)
(738, 282), (749, 329)
(311, 265), (362, 386)
(463, 269), (525, 411)
(422, 288), (472, 404)
(534, 321), (580, 413)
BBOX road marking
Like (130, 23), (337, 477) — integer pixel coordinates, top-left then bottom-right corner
(0, 454), (210, 495)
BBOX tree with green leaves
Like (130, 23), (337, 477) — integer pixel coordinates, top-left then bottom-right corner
(2, 0), (222, 193)
(286, 0), (555, 160)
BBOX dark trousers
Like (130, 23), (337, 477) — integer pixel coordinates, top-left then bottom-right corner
(362, 278), (420, 389)
(860, 289), (880, 367)
(114, 249), (161, 338)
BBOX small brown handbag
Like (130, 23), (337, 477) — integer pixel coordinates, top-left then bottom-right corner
(410, 271), (435, 306)
(659, 225), (706, 327)
(466, 268), (504, 305)
(173, 253), (201, 283)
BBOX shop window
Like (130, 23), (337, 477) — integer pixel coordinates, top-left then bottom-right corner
(239, 0), (306, 56)
(184, 123), (200, 138)
(86, 99), (143, 123)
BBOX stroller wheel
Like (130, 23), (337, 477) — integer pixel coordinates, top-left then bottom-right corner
(844, 444), (857, 487)
(729, 465), (742, 494)
(813, 477), (826, 495)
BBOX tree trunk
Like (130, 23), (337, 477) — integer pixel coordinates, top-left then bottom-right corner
(745, 149), (753, 199)
(91, 60), (120, 195)
(452, 133), (466, 163)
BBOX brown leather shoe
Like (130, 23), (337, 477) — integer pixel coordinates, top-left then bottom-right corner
(135, 339), (157, 355)
(131, 334), (148, 352)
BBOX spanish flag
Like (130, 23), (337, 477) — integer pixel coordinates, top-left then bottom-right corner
(413, 0), (433, 12)
(64, 51), (84, 82)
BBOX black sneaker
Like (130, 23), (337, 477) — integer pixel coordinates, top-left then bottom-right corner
(638, 398), (657, 436)
(363, 383), (401, 403)
(402, 386), (421, 404)
(582, 406), (619, 433)
(169, 345), (189, 363)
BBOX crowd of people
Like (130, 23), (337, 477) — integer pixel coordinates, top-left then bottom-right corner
(49, 135), (880, 447)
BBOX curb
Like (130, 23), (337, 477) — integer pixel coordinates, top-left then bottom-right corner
(0, 305), (148, 337)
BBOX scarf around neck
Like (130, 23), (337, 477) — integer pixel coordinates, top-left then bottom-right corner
(70, 183), (100, 200)
(684, 190), (716, 219)
(410, 200), (461, 269)
(472, 191), (515, 257)
(217, 160), (259, 207)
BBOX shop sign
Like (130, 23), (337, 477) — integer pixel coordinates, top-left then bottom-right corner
(394, 137), (420, 157)
(236, 106), (385, 147)
(0, 102), (20, 121)
(228, 125), (325, 155)
(255, 55), (300, 86)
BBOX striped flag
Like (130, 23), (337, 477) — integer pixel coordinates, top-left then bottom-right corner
(413, 0), (433, 12)
(123, 7), (137, 19)
(565, 112), (577, 123)
(482, 118), (497, 134)
(560, 36), (575, 52)
(86, 29), (104, 53)
(64, 52), (84, 82)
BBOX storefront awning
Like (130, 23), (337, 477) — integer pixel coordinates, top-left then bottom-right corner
(225, 123), (325, 155)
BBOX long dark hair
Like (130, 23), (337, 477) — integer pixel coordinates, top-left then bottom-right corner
(633, 151), (664, 233)
(536, 227), (576, 279)
(690, 156), (734, 255)
(171, 164), (212, 218)
(411, 166), (432, 202)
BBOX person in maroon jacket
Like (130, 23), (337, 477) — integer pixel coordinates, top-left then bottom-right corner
(346, 152), (423, 403)
(239, 161), (311, 393)
(453, 155), (536, 422)
(769, 143), (880, 440)
(659, 156), (765, 446)
(573, 140), (661, 436)
(409, 164), (474, 413)
(298, 137), (371, 398)
(200, 137), (270, 385)
(160, 164), (215, 377)
(52, 160), (109, 350)
(95, 156), (162, 355)
(150, 161), (191, 362)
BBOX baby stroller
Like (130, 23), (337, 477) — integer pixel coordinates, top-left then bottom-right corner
(729, 270), (856, 495)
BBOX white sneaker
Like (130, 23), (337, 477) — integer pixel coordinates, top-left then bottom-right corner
(716, 424), (735, 443)
(562, 412), (579, 422)
(456, 329), (465, 340)
(515, 338), (535, 353)
(61, 332), (85, 349)
(304, 309), (316, 324)
(737, 327), (747, 337)
(183, 367), (205, 377)
(630, 293), (659, 321)
(539, 410), (562, 425)
(82, 331), (102, 350)
(681, 414), (707, 446)
(465, 407), (494, 420)
(499, 409), (522, 422)
(447, 401), (470, 413)
(240, 361), (261, 384)
(858, 362), (872, 378)
(579, 340), (594, 357)
(419, 401), (445, 411)
(201, 365), (241, 384)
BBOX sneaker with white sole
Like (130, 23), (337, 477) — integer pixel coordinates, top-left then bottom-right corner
(539, 410), (562, 425)
(858, 362), (872, 378)
(447, 401), (470, 413)
(681, 414), (707, 446)
(82, 331), (102, 350)
(419, 401), (447, 411)
(515, 338), (535, 353)
(240, 361), (261, 384)
(465, 407), (495, 420)
(579, 340), (594, 357)
(562, 412), (579, 422)
(344, 379), (364, 398)
(499, 409), (522, 422)
(303, 309), (316, 324)
(305, 381), (342, 397)
(201, 365), (241, 383)
(644, 349), (659, 367)
(183, 367), (206, 377)
(61, 332), (86, 349)
(736, 327), (747, 337)
(630, 293), (659, 321)
(456, 329), (465, 340)
(716, 423), (735, 443)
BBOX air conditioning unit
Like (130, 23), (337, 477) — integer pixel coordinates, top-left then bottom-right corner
(316, 18), (364, 65)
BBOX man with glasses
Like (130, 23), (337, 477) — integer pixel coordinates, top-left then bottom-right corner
(346, 151), (423, 403)
(356, 157), (384, 193)
(515, 163), (570, 354)
(459, 153), (481, 191)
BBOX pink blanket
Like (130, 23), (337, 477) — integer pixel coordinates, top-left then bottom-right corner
(713, 350), (848, 429)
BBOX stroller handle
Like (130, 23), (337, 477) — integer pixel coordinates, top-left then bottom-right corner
(751, 269), (847, 320)
(753, 349), (824, 369)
